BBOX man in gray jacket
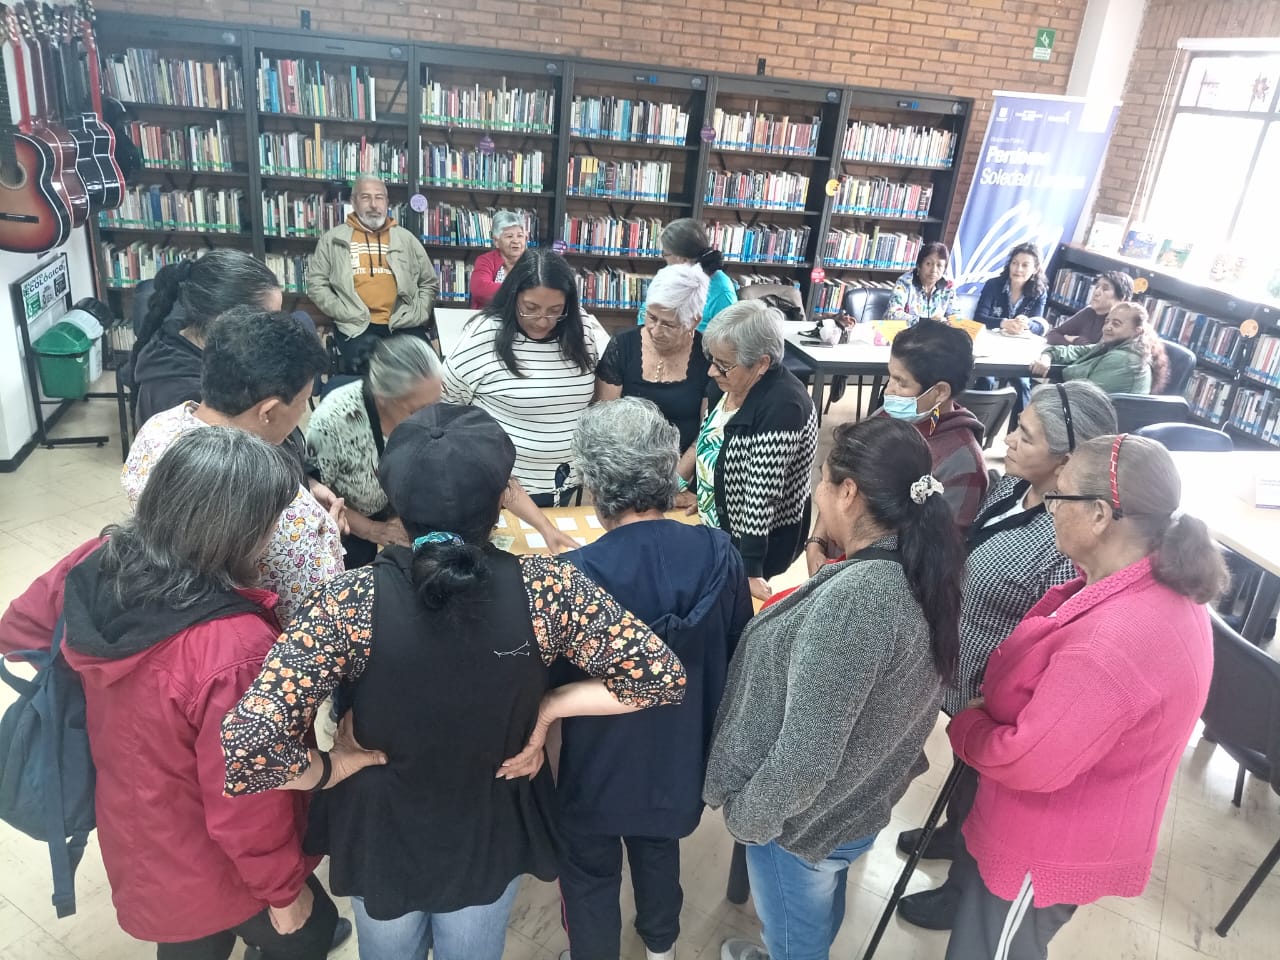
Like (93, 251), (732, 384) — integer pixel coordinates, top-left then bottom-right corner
(306, 174), (439, 371)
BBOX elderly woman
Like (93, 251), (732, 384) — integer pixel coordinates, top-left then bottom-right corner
(708, 416), (965, 960)
(444, 248), (610, 506)
(595, 264), (711, 454)
(887, 241), (955, 325)
(676, 300), (818, 602)
(221, 403), (686, 960)
(637, 219), (737, 331)
(0, 429), (359, 958)
(469, 210), (529, 309)
(1033, 301), (1168, 395)
(1044, 269), (1133, 346)
(553, 398), (752, 960)
(942, 434), (1227, 958)
(895, 382), (1117, 932)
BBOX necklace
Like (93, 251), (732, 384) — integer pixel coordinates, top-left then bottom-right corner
(655, 355), (667, 380)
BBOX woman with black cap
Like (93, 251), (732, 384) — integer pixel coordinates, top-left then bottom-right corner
(221, 403), (687, 960)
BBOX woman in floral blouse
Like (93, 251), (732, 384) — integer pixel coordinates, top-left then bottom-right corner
(887, 241), (956, 325)
(222, 403), (686, 960)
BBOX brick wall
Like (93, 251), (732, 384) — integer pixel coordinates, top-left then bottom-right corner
(96, 0), (1089, 230)
(1095, 0), (1280, 225)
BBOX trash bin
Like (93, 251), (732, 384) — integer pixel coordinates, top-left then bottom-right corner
(34, 322), (93, 400)
(60, 306), (106, 383)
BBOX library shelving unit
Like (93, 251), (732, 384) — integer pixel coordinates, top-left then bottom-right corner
(89, 11), (972, 333)
(1046, 243), (1280, 449)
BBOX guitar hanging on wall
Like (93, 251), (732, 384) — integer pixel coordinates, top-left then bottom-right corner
(58, 0), (122, 209)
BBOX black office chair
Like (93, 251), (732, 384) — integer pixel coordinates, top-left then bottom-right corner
(1201, 610), (1280, 936)
(833, 288), (894, 416)
(959, 386), (1017, 449)
(1109, 393), (1190, 433)
(1134, 422), (1233, 452)
(1161, 341), (1197, 397)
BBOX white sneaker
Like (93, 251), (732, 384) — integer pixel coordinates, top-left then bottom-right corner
(646, 949), (676, 960)
(720, 938), (769, 960)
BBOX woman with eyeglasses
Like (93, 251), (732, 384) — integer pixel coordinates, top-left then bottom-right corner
(941, 434), (1226, 959)
(443, 248), (610, 508)
(895, 381), (1117, 933)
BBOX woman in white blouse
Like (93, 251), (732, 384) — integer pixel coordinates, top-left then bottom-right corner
(443, 249), (610, 507)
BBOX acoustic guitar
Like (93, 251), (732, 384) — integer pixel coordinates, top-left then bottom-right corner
(65, 0), (123, 208)
(0, 4), (70, 251)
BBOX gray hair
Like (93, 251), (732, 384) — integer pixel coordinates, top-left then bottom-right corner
(491, 210), (525, 239)
(352, 174), (387, 194)
(1027, 381), (1117, 456)
(644, 263), (708, 330)
(572, 398), (680, 520)
(98, 427), (298, 609)
(366, 335), (442, 400)
(702, 299), (785, 367)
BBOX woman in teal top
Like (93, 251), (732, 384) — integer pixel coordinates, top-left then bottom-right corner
(638, 218), (737, 331)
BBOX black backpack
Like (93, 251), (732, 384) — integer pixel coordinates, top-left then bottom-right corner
(0, 617), (96, 917)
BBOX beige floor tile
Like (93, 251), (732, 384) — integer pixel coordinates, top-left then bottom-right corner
(1052, 903), (1162, 959)
(0, 898), (40, 952)
(0, 929), (78, 960)
(1161, 859), (1280, 958)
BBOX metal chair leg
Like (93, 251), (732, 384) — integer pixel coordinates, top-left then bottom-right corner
(725, 841), (749, 904)
(1216, 833), (1280, 936)
(1232, 764), (1246, 807)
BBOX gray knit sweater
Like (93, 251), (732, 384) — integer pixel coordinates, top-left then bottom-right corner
(702, 540), (942, 863)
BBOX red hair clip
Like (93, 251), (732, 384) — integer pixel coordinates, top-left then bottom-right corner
(1108, 434), (1127, 518)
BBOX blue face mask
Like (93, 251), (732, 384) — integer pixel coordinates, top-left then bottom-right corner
(882, 390), (935, 423)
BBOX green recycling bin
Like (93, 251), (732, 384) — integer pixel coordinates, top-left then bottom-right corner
(34, 322), (93, 400)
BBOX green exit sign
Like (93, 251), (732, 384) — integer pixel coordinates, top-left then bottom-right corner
(1033, 27), (1056, 62)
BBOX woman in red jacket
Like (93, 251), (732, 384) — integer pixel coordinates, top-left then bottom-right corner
(469, 210), (529, 309)
(944, 434), (1228, 959)
(0, 428), (376, 959)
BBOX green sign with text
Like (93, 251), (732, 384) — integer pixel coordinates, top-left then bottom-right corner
(1033, 27), (1056, 62)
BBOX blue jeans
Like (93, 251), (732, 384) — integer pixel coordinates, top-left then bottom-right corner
(350, 876), (520, 960)
(744, 835), (877, 960)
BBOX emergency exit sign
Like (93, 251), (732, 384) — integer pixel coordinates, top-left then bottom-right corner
(1033, 28), (1055, 62)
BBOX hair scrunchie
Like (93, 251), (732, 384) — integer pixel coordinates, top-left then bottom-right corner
(413, 531), (463, 551)
(909, 474), (944, 505)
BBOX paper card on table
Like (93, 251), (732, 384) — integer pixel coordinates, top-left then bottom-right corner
(491, 535), (515, 551)
(585, 515), (602, 529)
(1256, 472), (1280, 508)
(519, 518), (535, 530)
(495, 515), (508, 529)
(573, 536), (587, 545)
(525, 533), (547, 548)
(555, 516), (578, 531)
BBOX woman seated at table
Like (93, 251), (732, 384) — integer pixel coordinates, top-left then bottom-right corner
(707, 416), (965, 960)
(221, 403), (687, 960)
(894, 381), (1117, 932)
(554, 397), (753, 960)
(1031, 302), (1167, 395)
(1044, 269), (1133, 346)
(944, 434), (1227, 959)
(596, 264), (710, 455)
(974, 242), (1048, 335)
(676, 301), (818, 602)
(887, 241), (956, 325)
(469, 211), (529, 310)
(444, 248), (610, 507)
(636, 218), (736, 332)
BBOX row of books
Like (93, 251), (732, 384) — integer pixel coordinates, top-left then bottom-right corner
(1051, 268), (1093, 309)
(561, 215), (663, 256)
(820, 228), (922, 270)
(102, 50), (243, 110)
(258, 131), (409, 183)
(1186, 371), (1232, 424)
(129, 121), (236, 172)
(711, 108), (820, 156)
(1244, 334), (1280, 387)
(832, 177), (933, 219)
(575, 268), (653, 310)
(423, 77), (555, 132)
(264, 252), (309, 293)
(566, 157), (672, 202)
(422, 143), (545, 191)
(261, 193), (346, 238)
(1228, 386), (1280, 443)
(423, 206), (541, 247)
(703, 170), (809, 211)
(99, 242), (203, 288)
(811, 277), (894, 315)
(257, 56), (379, 120)
(707, 222), (811, 265)
(98, 186), (245, 233)
(842, 122), (955, 167)
(1148, 300), (1241, 370)
(569, 97), (690, 145)
(434, 258), (474, 302)
(733, 273), (796, 290)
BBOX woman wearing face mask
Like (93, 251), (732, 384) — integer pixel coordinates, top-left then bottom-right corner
(887, 241), (955, 325)
(1044, 270), (1133, 346)
(1031, 302), (1168, 395)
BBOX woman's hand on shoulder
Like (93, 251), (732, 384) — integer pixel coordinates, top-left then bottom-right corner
(748, 577), (773, 602)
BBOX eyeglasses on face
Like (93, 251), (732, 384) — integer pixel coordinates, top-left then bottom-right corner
(516, 307), (568, 323)
(706, 355), (739, 377)
(1043, 491), (1123, 519)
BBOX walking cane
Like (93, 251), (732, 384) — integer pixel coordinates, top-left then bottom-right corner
(861, 756), (969, 960)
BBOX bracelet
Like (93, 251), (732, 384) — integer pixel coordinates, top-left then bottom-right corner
(677, 475), (690, 492)
(309, 751), (333, 792)
(804, 536), (829, 551)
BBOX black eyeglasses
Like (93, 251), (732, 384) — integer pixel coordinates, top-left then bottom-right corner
(1056, 383), (1075, 452)
(706, 355), (739, 376)
(1044, 491), (1124, 519)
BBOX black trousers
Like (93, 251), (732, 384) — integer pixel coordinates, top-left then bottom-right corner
(155, 875), (338, 960)
(334, 324), (430, 373)
(559, 828), (682, 960)
(936, 761), (981, 875)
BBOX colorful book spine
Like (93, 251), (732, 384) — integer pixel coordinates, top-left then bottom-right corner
(561, 215), (663, 256)
(257, 55), (378, 119)
(566, 157), (671, 201)
(821, 227), (921, 270)
(98, 241), (205, 288)
(711, 108), (820, 156)
(842, 121), (955, 167)
(706, 221), (810, 265)
(98, 186), (245, 233)
(423, 206), (541, 247)
(832, 177), (933, 219)
(258, 132), (409, 182)
(433, 257), (474, 301)
(259, 191), (346, 238)
(570, 96), (689, 145)
(264, 252), (311, 293)
(128, 121), (236, 172)
(703, 169), (808, 210)
(102, 49), (244, 109)
(422, 77), (556, 132)
(422, 142), (545, 191)
(574, 267), (653, 309)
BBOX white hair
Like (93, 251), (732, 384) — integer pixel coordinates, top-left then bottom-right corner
(643, 263), (708, 330)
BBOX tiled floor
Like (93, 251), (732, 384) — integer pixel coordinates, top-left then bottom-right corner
(0, 396), (1278, 959)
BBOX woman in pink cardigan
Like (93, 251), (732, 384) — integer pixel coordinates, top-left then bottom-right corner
(945, 434), (1228, 959)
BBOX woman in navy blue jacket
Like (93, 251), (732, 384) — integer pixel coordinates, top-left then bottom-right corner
(974, 243), (1048, 334)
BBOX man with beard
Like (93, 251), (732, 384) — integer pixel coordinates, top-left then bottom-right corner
(307, 174), (439, 371)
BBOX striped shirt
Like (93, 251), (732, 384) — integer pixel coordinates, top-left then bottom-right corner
(442, 314), (609, 496)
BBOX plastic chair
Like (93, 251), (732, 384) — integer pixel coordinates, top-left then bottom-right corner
(1134, 422), (1233, 452)
(434, 307), (478, 359)
(1161, 341), (1197, 396)
(1108, 393), (1190, 433)
(959, 386), (1016, 449)
(1201, 611), (1280, 936)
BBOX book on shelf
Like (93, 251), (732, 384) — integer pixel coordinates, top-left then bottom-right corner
(575, 267), (652, 309)
(1229, 385), (1280, 443)
(1146, 299), (1242, 371)
(703, 169), (808, 210)
(99, 241), (204, 288)
(821, 227), (921, 270)
(706, 221), (810, 265)
(570, 96), (689, 145)
(128, 121), (235, 172)
(423, 76), (555, 132)
(264, 252), (310, 294)
(425, 206), (540, 247)
(1245, 333), (1280, 388)
(260, 191), (346, 238)
(257, 55), (378, 120)
(733, 272), (801, 291)
(561, 215), (662, 256)
(711, 108), (820, 156)
(99, 186), (245, 233)
(832, 176), (932, 219)
(810, 276), (894, 314)
(567, 156), (671, 202)
(1051, 268), (1094, 309)
(259, 128), (409, 182)
(422, 142), (545, 191)
(102, 49), (244, 110)
(1185, 370), (1233, 425)
(433, 257), (474, 301)
(842, 121), (954, 167)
